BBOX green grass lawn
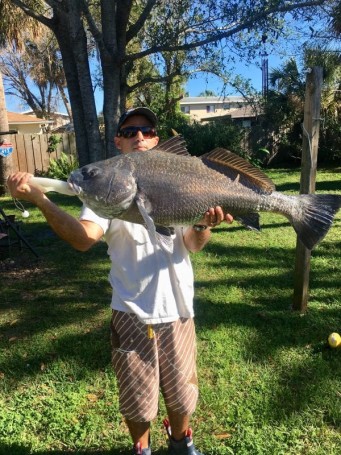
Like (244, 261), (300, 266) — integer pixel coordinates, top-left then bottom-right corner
(0, 168), (340, 454)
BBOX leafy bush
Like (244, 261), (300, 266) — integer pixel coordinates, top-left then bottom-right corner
(44, 152), (79, 180)
(245, 147), (270, 168)
(160, 115), (245, 157)
(47, 134), (63, 153)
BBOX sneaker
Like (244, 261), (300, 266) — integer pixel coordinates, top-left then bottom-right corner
(163, 419), (205, 455)
(132, 441), (152, 455)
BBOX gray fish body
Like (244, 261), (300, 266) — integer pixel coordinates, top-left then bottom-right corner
(69, 137), (341, 250)
(115, 152), (290, 224)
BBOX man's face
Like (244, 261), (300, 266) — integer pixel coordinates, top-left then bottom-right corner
(114, 114), (159, 154)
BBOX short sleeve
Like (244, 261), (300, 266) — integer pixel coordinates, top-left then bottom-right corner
(79, 204), (110, 234)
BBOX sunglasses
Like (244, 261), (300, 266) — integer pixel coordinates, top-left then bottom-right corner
(117, 126), (157, 139)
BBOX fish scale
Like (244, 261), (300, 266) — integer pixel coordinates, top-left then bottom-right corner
(131, 151), (248, 224)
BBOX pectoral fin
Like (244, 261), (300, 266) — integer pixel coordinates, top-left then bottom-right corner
(135, 193), (174, 253)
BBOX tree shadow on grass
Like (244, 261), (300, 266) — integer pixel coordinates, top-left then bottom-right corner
(194, 288), (341, 427)
(1, 194), (340, 451)
(0, 443), (169, 455)
(192, 232), (340, 427)
(1, 230), (339, 387)
(274, 179), (341, 193)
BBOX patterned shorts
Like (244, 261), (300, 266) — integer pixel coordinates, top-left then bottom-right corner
(110, 310), (198, 422)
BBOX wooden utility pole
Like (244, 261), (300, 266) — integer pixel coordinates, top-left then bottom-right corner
(292, 67), (323, 312)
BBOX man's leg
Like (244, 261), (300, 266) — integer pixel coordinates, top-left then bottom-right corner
(110, 312), (159, 452)
(126, 420), (150, 449)
(159, 318), (198, 418)
(167, 410), (190, 441)
(159, 319), (204, 453)
(164, 412), (204, 455)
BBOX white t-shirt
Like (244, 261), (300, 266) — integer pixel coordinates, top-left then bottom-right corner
(80, 206), (195, 324)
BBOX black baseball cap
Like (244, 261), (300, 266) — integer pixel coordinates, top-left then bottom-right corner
(117, 107), (157, 134)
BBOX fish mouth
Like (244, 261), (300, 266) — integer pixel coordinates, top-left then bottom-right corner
(67, 177), (83, 196)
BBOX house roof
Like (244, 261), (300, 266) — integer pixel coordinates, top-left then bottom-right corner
(180, 96), (246, 104)
(228, 105), (258, 118)
(21, 109), (70, 121)
(21, 109), (69, 117)
(7, 111), (53, 124)
(52, 122), (74, 133)
(201, 105), (258, 122)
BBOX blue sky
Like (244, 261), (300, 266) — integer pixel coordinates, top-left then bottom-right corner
(4, 50), (282, 114)
(185, 61), (265, 97)
(4, 9), (336, 113)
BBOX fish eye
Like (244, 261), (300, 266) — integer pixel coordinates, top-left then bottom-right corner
(82, 166), (100, 180)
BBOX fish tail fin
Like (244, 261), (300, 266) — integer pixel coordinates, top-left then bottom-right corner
(289, 194), (341, 250)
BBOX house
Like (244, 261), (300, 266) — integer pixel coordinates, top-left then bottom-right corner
(179, 96), (258, 127)
(20, 110), (71, 131)
(7, 111), (54, 134)
(46, 111), (71, 130)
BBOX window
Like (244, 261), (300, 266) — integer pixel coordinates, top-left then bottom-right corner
(181, 105), (190, 114)
(206, 105), (215, 113)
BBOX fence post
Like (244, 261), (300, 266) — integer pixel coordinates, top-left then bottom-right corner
(292, 66), (323, 312)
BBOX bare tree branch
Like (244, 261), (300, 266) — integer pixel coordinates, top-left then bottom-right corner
(128, 69), (183, 93)
(126, 0), (158, 43)
(10, 0), (53, 28)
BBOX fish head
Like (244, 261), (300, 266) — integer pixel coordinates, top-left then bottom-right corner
(68, 157), (137, 219)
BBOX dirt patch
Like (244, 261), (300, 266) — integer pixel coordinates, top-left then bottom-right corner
(0, 255), (44, 279)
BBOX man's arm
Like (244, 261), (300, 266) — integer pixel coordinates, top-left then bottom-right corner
(7, 173), (104, 251)
(183, 206), (233, 253)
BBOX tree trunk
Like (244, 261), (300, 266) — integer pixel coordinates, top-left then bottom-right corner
(100, 0), (131, 157)
(102, 63), (123, 158)
(50, 3), (104, 165)
(0, 70), (13, 195)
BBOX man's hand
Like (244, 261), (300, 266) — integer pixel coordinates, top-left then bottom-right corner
(197, 206), (233, 228)
(8, 173), (103, 252)
(184, 206), (233, 252)
(7, 172), (44, 204)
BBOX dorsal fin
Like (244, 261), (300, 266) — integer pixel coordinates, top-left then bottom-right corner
(201, 148), (275, 193)
(154, 136), (190, 156)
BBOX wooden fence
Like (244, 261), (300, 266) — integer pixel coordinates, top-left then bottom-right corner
(8, 133), (77, 174)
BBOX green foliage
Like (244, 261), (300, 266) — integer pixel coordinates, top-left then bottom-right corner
(261, 50), (341, 165)
(159, 115), (245, 157)
(246, 147), (270, 168)
(45, 152), (79, 180)
(0, 168), (340, 454)
(319, 113), (341, 163)
(198, 90), (217, 97)
(331, 1), (341, 35)
(47, 134), (63, 154)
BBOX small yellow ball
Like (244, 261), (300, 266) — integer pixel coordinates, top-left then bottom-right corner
(328, 332), (341, 348)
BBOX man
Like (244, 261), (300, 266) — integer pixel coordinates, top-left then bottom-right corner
(7, 108), (232, 455)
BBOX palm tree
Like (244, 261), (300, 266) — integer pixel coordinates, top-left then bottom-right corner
(305, 47), (341, 162)
(330, 1), (341, 35)
(263, 48), (341, 163)
(1, 33), (72, 120)
(198, 90), (217, 97)
(0, 1), (42, 194)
